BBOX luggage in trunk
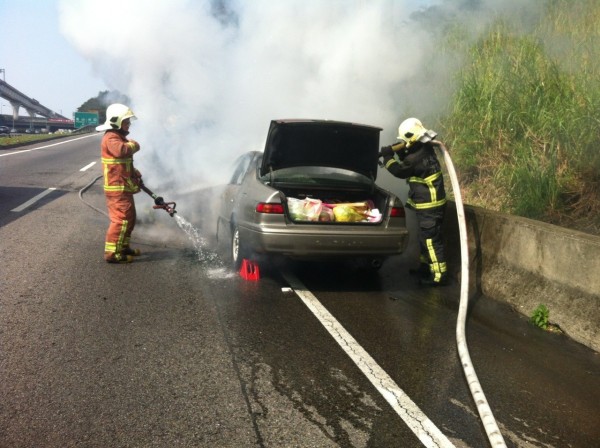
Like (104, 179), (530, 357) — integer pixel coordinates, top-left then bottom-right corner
(281, 188), (390, 224)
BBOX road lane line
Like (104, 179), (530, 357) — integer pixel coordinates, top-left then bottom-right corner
(80, 161), (97, 171)
(0, 134), (98, 157)
(282, 271), (455, 448)
(11, 188), (57, 212)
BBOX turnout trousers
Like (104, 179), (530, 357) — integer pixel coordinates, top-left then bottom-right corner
(416, 205), (447, 282)
(104, 194), (136, 262)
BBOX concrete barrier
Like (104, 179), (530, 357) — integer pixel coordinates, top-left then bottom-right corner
(444, 202), (600, 352)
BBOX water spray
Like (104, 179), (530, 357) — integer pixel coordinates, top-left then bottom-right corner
(137, 182), (220, 263)
(434, 140), (507, 448)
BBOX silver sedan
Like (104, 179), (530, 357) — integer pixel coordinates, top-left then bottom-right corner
(214, 119), (409, 270)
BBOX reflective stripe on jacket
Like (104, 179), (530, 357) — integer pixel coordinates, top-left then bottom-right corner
(406, 171), (447, 210)
(101, 130), (140, 195)
(383, 141), (447, 210)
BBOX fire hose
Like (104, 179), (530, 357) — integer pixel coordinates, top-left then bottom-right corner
(378, 138), (507, 446)
(434, 140), (507, 448)
(79, 175), (176, 218)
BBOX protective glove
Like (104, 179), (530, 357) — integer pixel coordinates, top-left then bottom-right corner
(380, 145), (395, 158)
(382, 154), (395, 167)
(130, 169), (142, 188)
(127, 139), (140, 153)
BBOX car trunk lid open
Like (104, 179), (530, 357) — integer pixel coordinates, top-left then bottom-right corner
(261, 119), (382, 181)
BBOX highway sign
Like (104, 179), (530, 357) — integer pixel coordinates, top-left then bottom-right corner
(74, 112), (99, 129)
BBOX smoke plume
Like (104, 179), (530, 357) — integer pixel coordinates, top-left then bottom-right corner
(58, 0), (545, 196)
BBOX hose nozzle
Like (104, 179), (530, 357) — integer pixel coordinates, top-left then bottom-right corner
(419, 129), (438, 144)
(153, 201), (176, 217)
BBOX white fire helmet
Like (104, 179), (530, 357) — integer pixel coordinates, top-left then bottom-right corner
(397, 117), (427, 148)
(96, 103), (136, 131)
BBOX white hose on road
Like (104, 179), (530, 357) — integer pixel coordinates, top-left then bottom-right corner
(434, 140), (507, 448)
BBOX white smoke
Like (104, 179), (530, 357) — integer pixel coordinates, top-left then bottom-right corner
(58, 0), (545, 195)
(57, 1), (424, 189)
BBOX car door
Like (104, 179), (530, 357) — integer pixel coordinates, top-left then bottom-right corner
(217, 152), (255, 239)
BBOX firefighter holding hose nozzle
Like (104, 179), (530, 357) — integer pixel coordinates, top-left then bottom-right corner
(97, 103), (143, 264)
(380, 118), (449, 286)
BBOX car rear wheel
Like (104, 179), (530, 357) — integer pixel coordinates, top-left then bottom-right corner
(231, 225), (248, 270)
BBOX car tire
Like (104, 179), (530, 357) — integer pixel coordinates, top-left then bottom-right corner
(231, 225), (248, 270)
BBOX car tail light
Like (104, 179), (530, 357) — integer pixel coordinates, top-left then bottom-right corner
(390, 206), (405, 218)
(256, 202), (284, 214)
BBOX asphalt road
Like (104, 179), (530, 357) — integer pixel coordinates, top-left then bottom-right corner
(1, 136), (598, 448)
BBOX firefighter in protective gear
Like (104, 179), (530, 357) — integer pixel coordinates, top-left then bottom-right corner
(97, 103), (142, 263)
(380, 118), (448, 285)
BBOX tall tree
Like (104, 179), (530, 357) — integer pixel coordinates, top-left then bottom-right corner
(77, 91), (130, 124)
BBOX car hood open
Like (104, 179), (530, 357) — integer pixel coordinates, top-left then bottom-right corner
(260, 119), (382, 180)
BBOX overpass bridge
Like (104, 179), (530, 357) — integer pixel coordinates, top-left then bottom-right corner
(0, 79), (74, 132)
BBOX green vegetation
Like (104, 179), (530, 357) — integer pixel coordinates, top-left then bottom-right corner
(0, 127), (95, 148)
(0, 133), (70, 148)
(529, 304), (550, 330)
(440, 0), (600, 235)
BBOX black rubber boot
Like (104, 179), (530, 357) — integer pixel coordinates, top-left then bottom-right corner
(106, 254), (134, 264)
(122, 247), (141, 256)
(420, 273), (449, 286)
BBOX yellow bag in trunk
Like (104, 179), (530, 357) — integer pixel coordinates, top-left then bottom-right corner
(332, 204), (366, 222)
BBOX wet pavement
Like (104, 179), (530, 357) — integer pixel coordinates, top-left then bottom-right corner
(1, 137), (599, 447)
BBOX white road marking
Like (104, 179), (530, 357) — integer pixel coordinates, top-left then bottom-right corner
(283, 271), (455, 448)
(80, 161), (97, 171)
(11, 188), (57, 212)
(0, 134), (99, 157)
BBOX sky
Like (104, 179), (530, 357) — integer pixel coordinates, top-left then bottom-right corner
(1, 0), (545, 192)
(0, 0), (108, 117)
